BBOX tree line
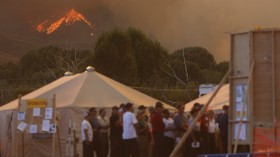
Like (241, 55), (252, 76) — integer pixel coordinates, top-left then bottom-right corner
(0, 27), (228, 106)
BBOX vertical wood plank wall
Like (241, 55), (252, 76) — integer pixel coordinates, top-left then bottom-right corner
(230, 32), (251, 152)
(252, 32), (273, 124)
(274, 32), (280, 122)
(230, 30), (280, 152)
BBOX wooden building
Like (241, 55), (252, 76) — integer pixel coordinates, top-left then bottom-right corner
(230, 29), (280, 153)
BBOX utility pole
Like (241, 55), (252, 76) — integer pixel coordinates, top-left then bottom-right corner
(1, 89), (3, 105)
(0, 80), (2, 105)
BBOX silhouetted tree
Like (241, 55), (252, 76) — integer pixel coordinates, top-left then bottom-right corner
(20, 46), (92, 83)
(0, 62), (20, 84)
(127, 28), (169, 85)
(93, 28), (138, 85)
(201, 69), (223, 84)
(215, 61), (229, 75)
(173, 47), (216, 69)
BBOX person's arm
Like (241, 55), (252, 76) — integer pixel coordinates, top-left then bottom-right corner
(163, 119), (170, 131)
(116, 117), (122, 126)
(150, 114), (155, 128)
(113, 116), (122, 127)
(84, 128), (90, 144)
(138, 121), (148, 133)
(90, 120), (98, 133)
(201, 116), (208, 128)
(138, 128), (146, 133)
(132, 114), (138, 129)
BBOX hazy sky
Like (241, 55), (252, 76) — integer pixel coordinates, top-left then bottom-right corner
(1, 0), (280, 61)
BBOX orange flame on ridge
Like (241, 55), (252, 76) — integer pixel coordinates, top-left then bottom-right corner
(36, 9), (93, 34)
(36, 20), (48, 32)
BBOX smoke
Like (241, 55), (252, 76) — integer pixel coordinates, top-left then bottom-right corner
(1, 0), (280, 61)
(100, 0), (280, 61)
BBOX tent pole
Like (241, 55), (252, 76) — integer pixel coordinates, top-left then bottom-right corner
(57, 125), (62, 157)
(52, 94), (56, 157)
(170, 68), (231, 157)
(21, 133), (24, 157)
(15, 95), (22, 157)
(74, 129), (77, 157)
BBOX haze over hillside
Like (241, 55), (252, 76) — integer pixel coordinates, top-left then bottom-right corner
(1, 0), (280, 62)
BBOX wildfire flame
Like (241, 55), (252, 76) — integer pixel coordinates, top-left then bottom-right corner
(36, 9), (93, 34)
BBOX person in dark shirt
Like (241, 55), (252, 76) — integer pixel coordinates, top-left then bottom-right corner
(216, 105), (229, 153)
(174, 103), (188, 136)
(173, 103), (188, 157)
(150, 102), (165, 157)
(89, 107), (101, 157)
(187, 106), (202, 157)
(109, 106), (123, 157)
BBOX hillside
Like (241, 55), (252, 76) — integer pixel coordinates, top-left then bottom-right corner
(0, 50), (18, 63)
(0, 9), (96, 63)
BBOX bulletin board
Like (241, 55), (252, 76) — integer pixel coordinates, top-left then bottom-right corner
(17, 98), (56, 134)
(15, 95), (60, 157)
(230, 80), (250, 144)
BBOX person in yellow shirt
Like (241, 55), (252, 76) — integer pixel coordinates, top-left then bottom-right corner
(98, 108), (110, 157)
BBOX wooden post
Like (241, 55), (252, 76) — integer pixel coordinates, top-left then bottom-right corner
(57, 125), (62, 157)
(52, 94), (56, 157)
(21, 133), (24, 157)
(15, 95), (22, 157)
(271, 31), (277, 149)
(170, 69), (231, 157)
(249, 32), (254, 152)
(53, 94), (62, 157)
(233, 61), (255, 153)
(73, 129), (78, 157)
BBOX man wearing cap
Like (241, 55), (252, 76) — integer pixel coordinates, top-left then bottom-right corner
(110, 106), (123, 157)
(150, 102), (165, 157)
(123, 103), (139, 157)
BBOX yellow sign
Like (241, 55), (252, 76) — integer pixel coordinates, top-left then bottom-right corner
(27, 99), (47, 108)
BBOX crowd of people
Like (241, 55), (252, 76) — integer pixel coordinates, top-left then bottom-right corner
(81, 101), (229, 157)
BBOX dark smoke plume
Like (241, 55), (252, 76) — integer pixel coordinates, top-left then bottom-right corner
(1, 0), (280, 61)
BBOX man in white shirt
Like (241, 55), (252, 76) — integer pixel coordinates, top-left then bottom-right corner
(163, 109), (175, 157)
(123, 103), (139, 157)
(81, 112), (93, 157)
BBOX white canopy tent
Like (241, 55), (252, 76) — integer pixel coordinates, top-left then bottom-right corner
(0, 68), (173, 157)
(184, 84), (229, 112)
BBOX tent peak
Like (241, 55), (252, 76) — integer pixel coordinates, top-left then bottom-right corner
(64, 71), (73, 76)
(86, 66), (95, 72)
